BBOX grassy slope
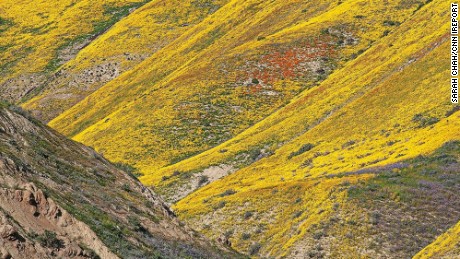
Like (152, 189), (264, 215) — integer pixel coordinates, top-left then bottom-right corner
(171, 1), (460, 257)
(146, 0), (448, 197)
(324, 141), (460, 258)
(21, 0), (230, 122)
(0, 0), (149, 102)
(415, 220), (460, 258)
(49, 0), (423, 181)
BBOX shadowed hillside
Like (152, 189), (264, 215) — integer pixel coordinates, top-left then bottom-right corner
(415, 218), (460, 258)
(0, 103), (239, 258)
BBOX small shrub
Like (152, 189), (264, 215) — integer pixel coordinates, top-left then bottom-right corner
(387, 140), (398, 146)
(316, 68), (326, 74)
(252, 78), (260, 84)
(249, 243), (262, 255)
(383, 20), (400, 26)
(342, 140), (356, 149)
(248, 148), (262, 161)
(288, 143), (315, 159)
(198, 175), (209, 186)
(412, 113), (439, 127)
(219, 189), (237, 197)
(446, 105), (460, 117)
(313, 230), (325, 240)
(347, 219), (357, 225)
(308, 245), (325, 258)
(369, 211), (381, 225)
(293, 211), (303, 218)
(28, 230), (39, 240)
(121, 183), (131, 192)
(215, 201), (226, 210)
(241, 233), (251, 240)
(224, 229), (234, 238)
(301, 159), (312, 167)
(79, 244), (101, 259)
(244, 211), (254, 220)
(333, 202), (340, 210)
(37, 230), (64, 249)
(128, 216), (148, 233)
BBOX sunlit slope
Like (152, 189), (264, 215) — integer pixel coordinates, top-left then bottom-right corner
(173, 1), (460, 257)
(415, 220), (460, 258)
(22, 0), (229, 122)
(50, 0), (424, 178)
(0, 0), (149, 102)
(145, 0), (449, 199)
(290, 141), (460, 258)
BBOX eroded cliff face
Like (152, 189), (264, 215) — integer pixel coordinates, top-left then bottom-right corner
(0, 106), (238, 258)
(0, 181), (117, 259)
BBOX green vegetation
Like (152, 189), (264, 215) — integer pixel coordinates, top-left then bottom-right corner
(36, 230), (64, 249)
(78, 244), (101, 259)
(219, 189), (237, 197)
(198, 175), (209, 186)
(0, 17), (13, 33)
(249, 243), (261, 255)
(0, 100), (11, 108)
(0, 107), (233, 258)
(412, 113), (440, 128)
(288, 143), (315, 159)
(343, 141), (460, 257)
(93, 2), (150, 36)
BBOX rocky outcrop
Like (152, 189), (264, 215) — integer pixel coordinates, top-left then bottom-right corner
(0, 182), (117, 259)
(0, 73), (46, 103)
(0, 182), (116, 259)
(0, 106), (240, 258)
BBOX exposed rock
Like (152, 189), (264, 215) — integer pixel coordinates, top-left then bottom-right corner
(165, 164), (236, 203)
(0, 73), (46, 103)
(0, 107), (241, 258)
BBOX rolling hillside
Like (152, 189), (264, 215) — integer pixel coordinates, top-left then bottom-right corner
(150, 0), (455, 199)
(169, 0), (460, 257)
(415, 218), (460, 258)
(21, 0), (230, 122)
(0, 0), (150, 103)
(0, 103), (239, 258)
(1, 0), (459, 258)
(48, 0), (425, 181)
